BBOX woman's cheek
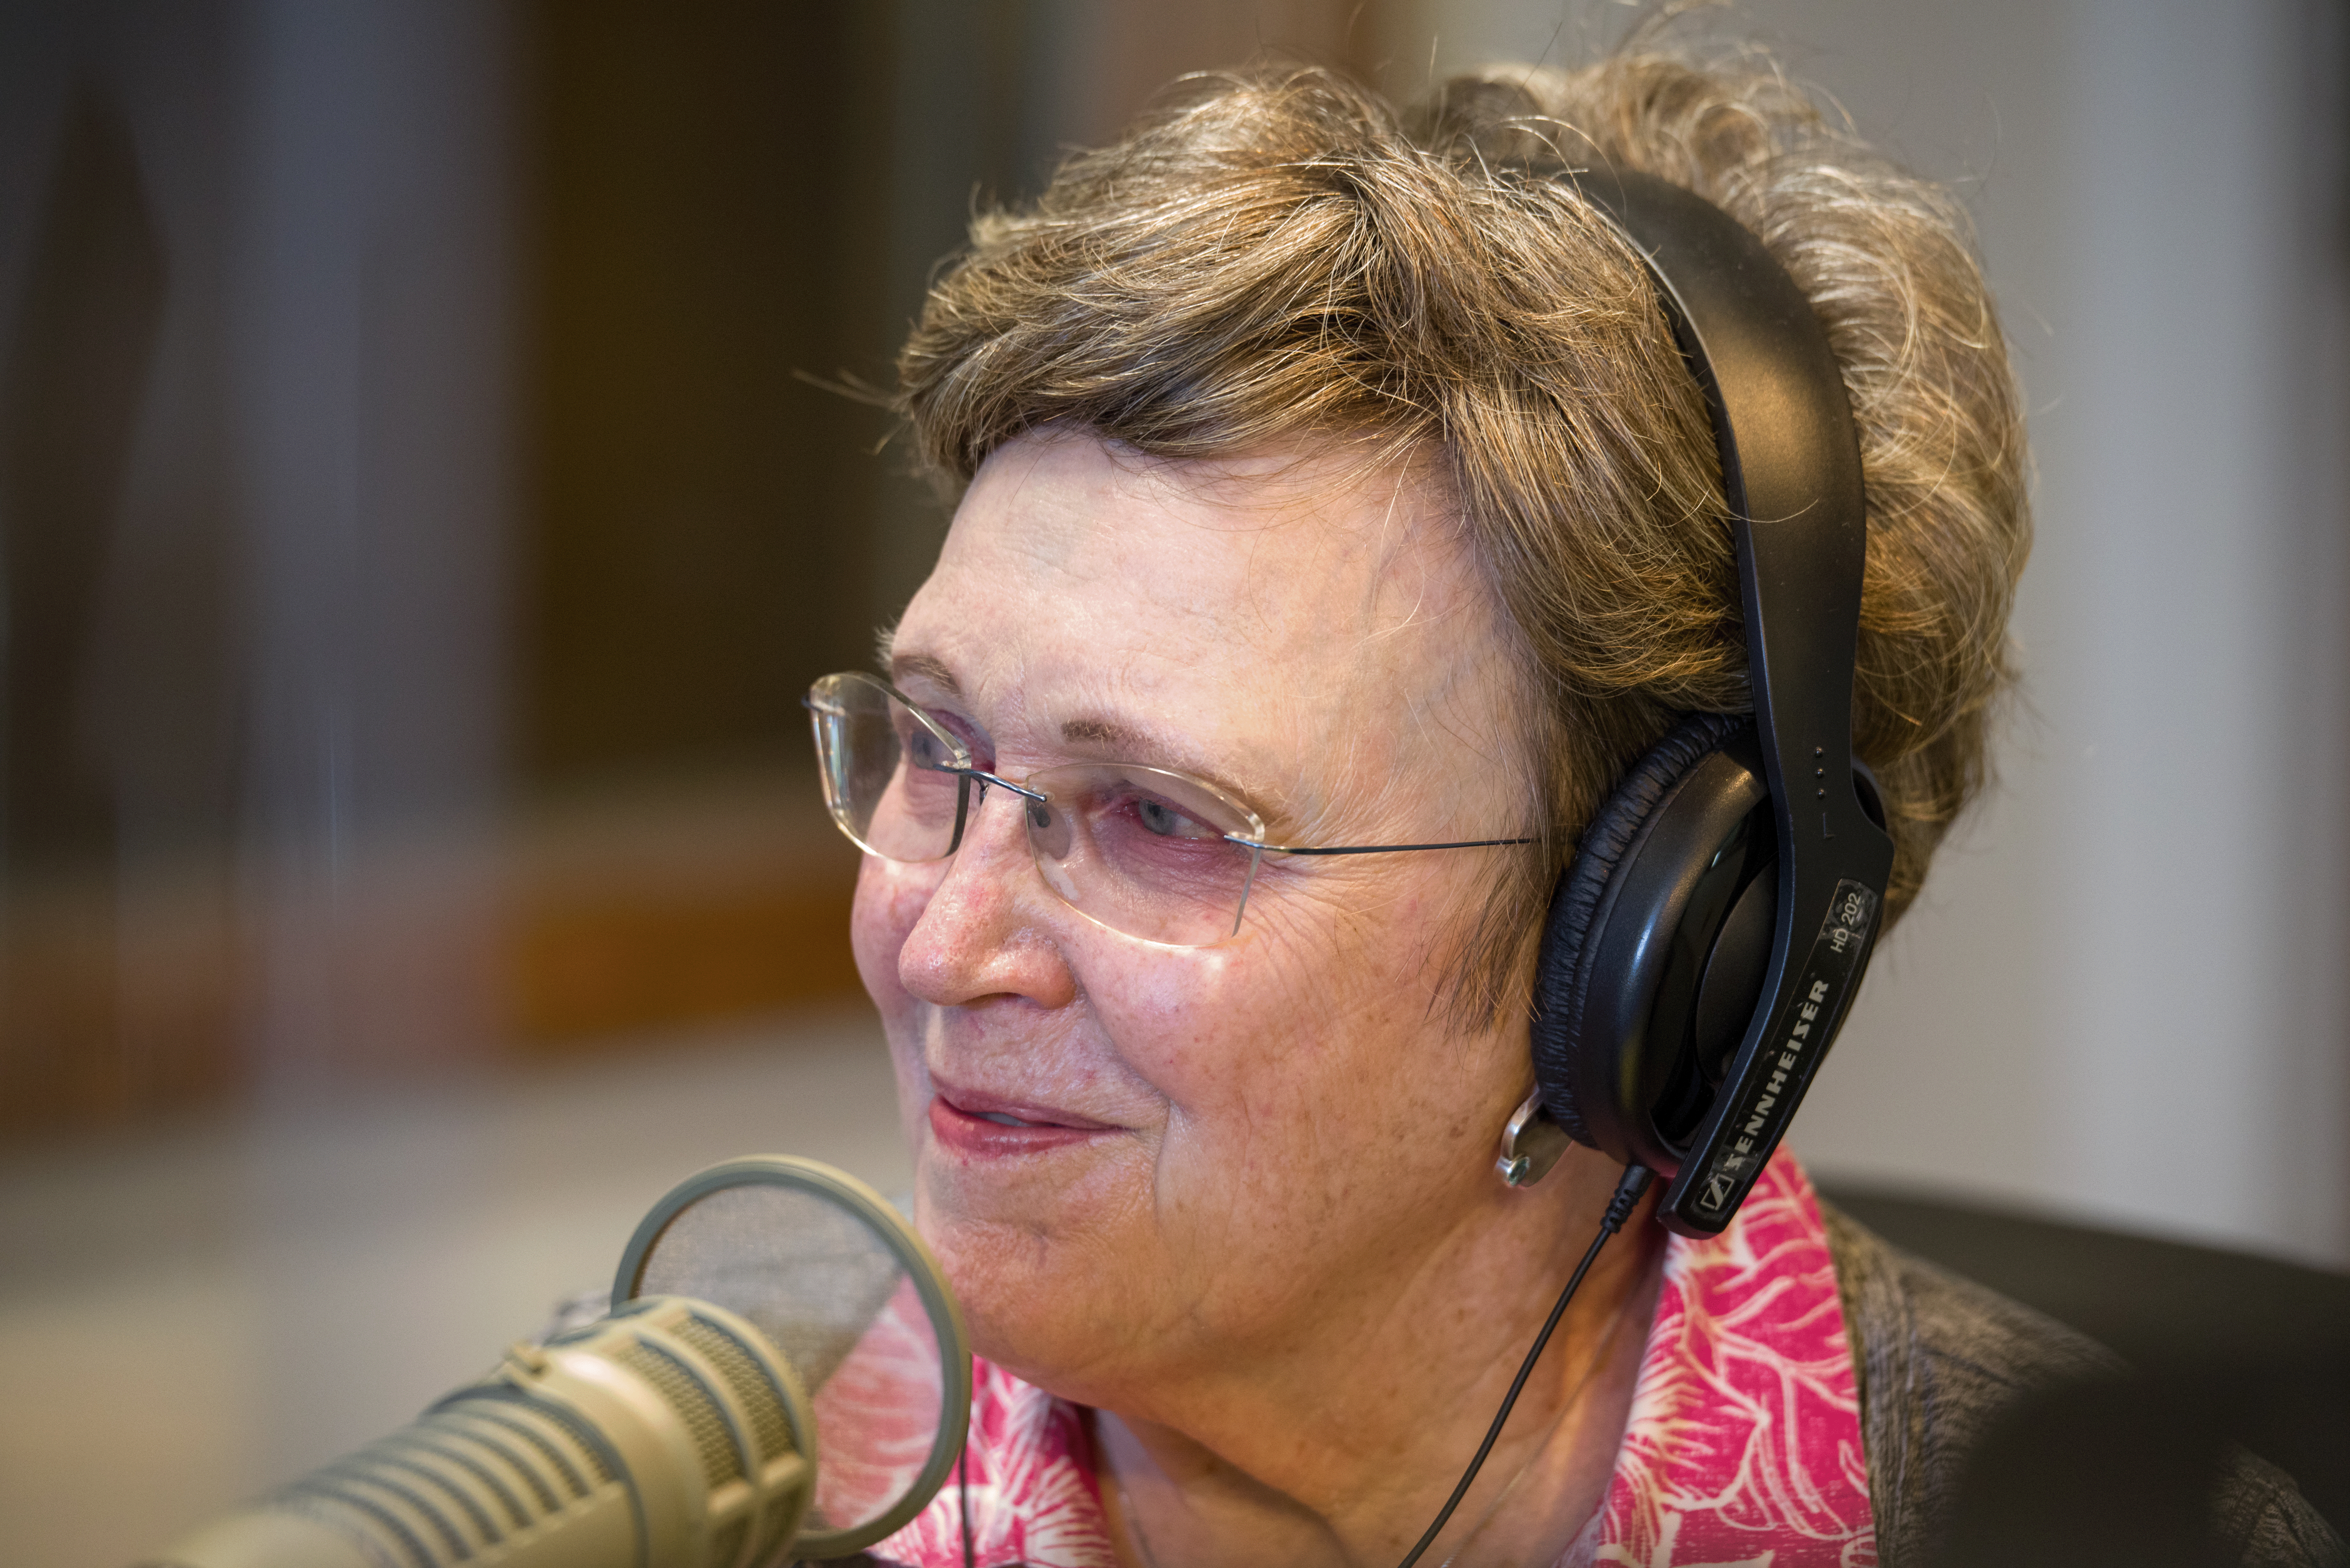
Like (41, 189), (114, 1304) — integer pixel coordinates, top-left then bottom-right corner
(852, 859), (945, 1159)
(850, 855), (928, 1018)
(1088, 922), (1330, 1138)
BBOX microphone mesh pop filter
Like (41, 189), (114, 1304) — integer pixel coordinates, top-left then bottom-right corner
(615, 1156), (972, 1560)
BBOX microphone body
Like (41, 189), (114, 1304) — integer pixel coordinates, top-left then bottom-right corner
(144, 1295), (814, 1568)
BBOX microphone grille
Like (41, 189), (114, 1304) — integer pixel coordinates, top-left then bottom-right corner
(671, 1309), (796, 1464)
(613, 1337), (744, 1486)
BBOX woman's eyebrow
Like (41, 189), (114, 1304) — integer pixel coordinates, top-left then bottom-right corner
(1059, 714), (1228, 781)
(1061, 713), (1297, 823)
(1060, 715), (1146, 750)
(889, 652), (961, 694)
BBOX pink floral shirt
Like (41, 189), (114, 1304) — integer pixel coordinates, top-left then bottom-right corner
(867, 1151), (1873, 1567)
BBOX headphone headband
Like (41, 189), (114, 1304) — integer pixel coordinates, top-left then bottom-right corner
(1572, 170), (1896, 1235)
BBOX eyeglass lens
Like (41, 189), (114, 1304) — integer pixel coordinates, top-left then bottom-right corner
(807, 673), (1264, 946)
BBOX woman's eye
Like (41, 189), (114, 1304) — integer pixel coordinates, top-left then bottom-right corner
(899, 705), (989, 773)
(906, 728), (953, 771)
(931, 712), (991, 769)
(1135, 796), (1210, 839)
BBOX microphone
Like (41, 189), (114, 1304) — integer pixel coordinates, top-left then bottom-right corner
(140, 1157), (971, 1568)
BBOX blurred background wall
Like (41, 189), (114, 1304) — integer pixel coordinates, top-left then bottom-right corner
(0, 2), (2342, 1563)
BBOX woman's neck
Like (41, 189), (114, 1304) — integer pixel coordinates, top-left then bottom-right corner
(1088, 1154), (1665, 1568)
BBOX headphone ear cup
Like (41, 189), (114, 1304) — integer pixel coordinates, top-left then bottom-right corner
(1531, 711), (1755, 1162)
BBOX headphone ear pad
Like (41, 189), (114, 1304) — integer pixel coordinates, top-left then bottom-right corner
(1531, 711), (1751, 1157)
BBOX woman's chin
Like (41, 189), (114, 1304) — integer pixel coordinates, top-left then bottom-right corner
(930, 1234), (1116, 1386)
(913, 1158), (1156, 1383)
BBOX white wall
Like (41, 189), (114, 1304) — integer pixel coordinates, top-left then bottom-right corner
(1387, 0), (2350, 1266)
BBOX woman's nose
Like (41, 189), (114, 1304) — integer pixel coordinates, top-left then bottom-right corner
(895, 780), (1079, 1010)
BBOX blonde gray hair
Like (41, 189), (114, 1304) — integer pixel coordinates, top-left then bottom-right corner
(895, 44), (2030, 1021)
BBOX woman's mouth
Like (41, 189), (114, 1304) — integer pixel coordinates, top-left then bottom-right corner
(927, 1083), (1120, 1158)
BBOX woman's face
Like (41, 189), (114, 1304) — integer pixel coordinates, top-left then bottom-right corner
(857, 433), (1535, 1407)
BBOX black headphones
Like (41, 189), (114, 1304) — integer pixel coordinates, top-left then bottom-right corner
(1508, 170), (1897, 1238)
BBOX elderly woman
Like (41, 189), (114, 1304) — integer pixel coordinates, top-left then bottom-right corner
(807, 44), (2337, 1568)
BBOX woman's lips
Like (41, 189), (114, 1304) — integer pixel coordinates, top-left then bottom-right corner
(927, 1082), (1120, 1158)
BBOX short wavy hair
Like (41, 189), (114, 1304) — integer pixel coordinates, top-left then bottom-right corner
(894, 43), (2031, 1021)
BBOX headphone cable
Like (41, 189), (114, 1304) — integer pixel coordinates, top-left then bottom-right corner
(959, 1432), (976, 1568)
(1393, 1163), (1656, 1568)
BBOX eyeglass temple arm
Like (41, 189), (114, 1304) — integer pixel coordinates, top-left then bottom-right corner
(1221, 836), (1534, 935)
(1224, 836), (1536, 856)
